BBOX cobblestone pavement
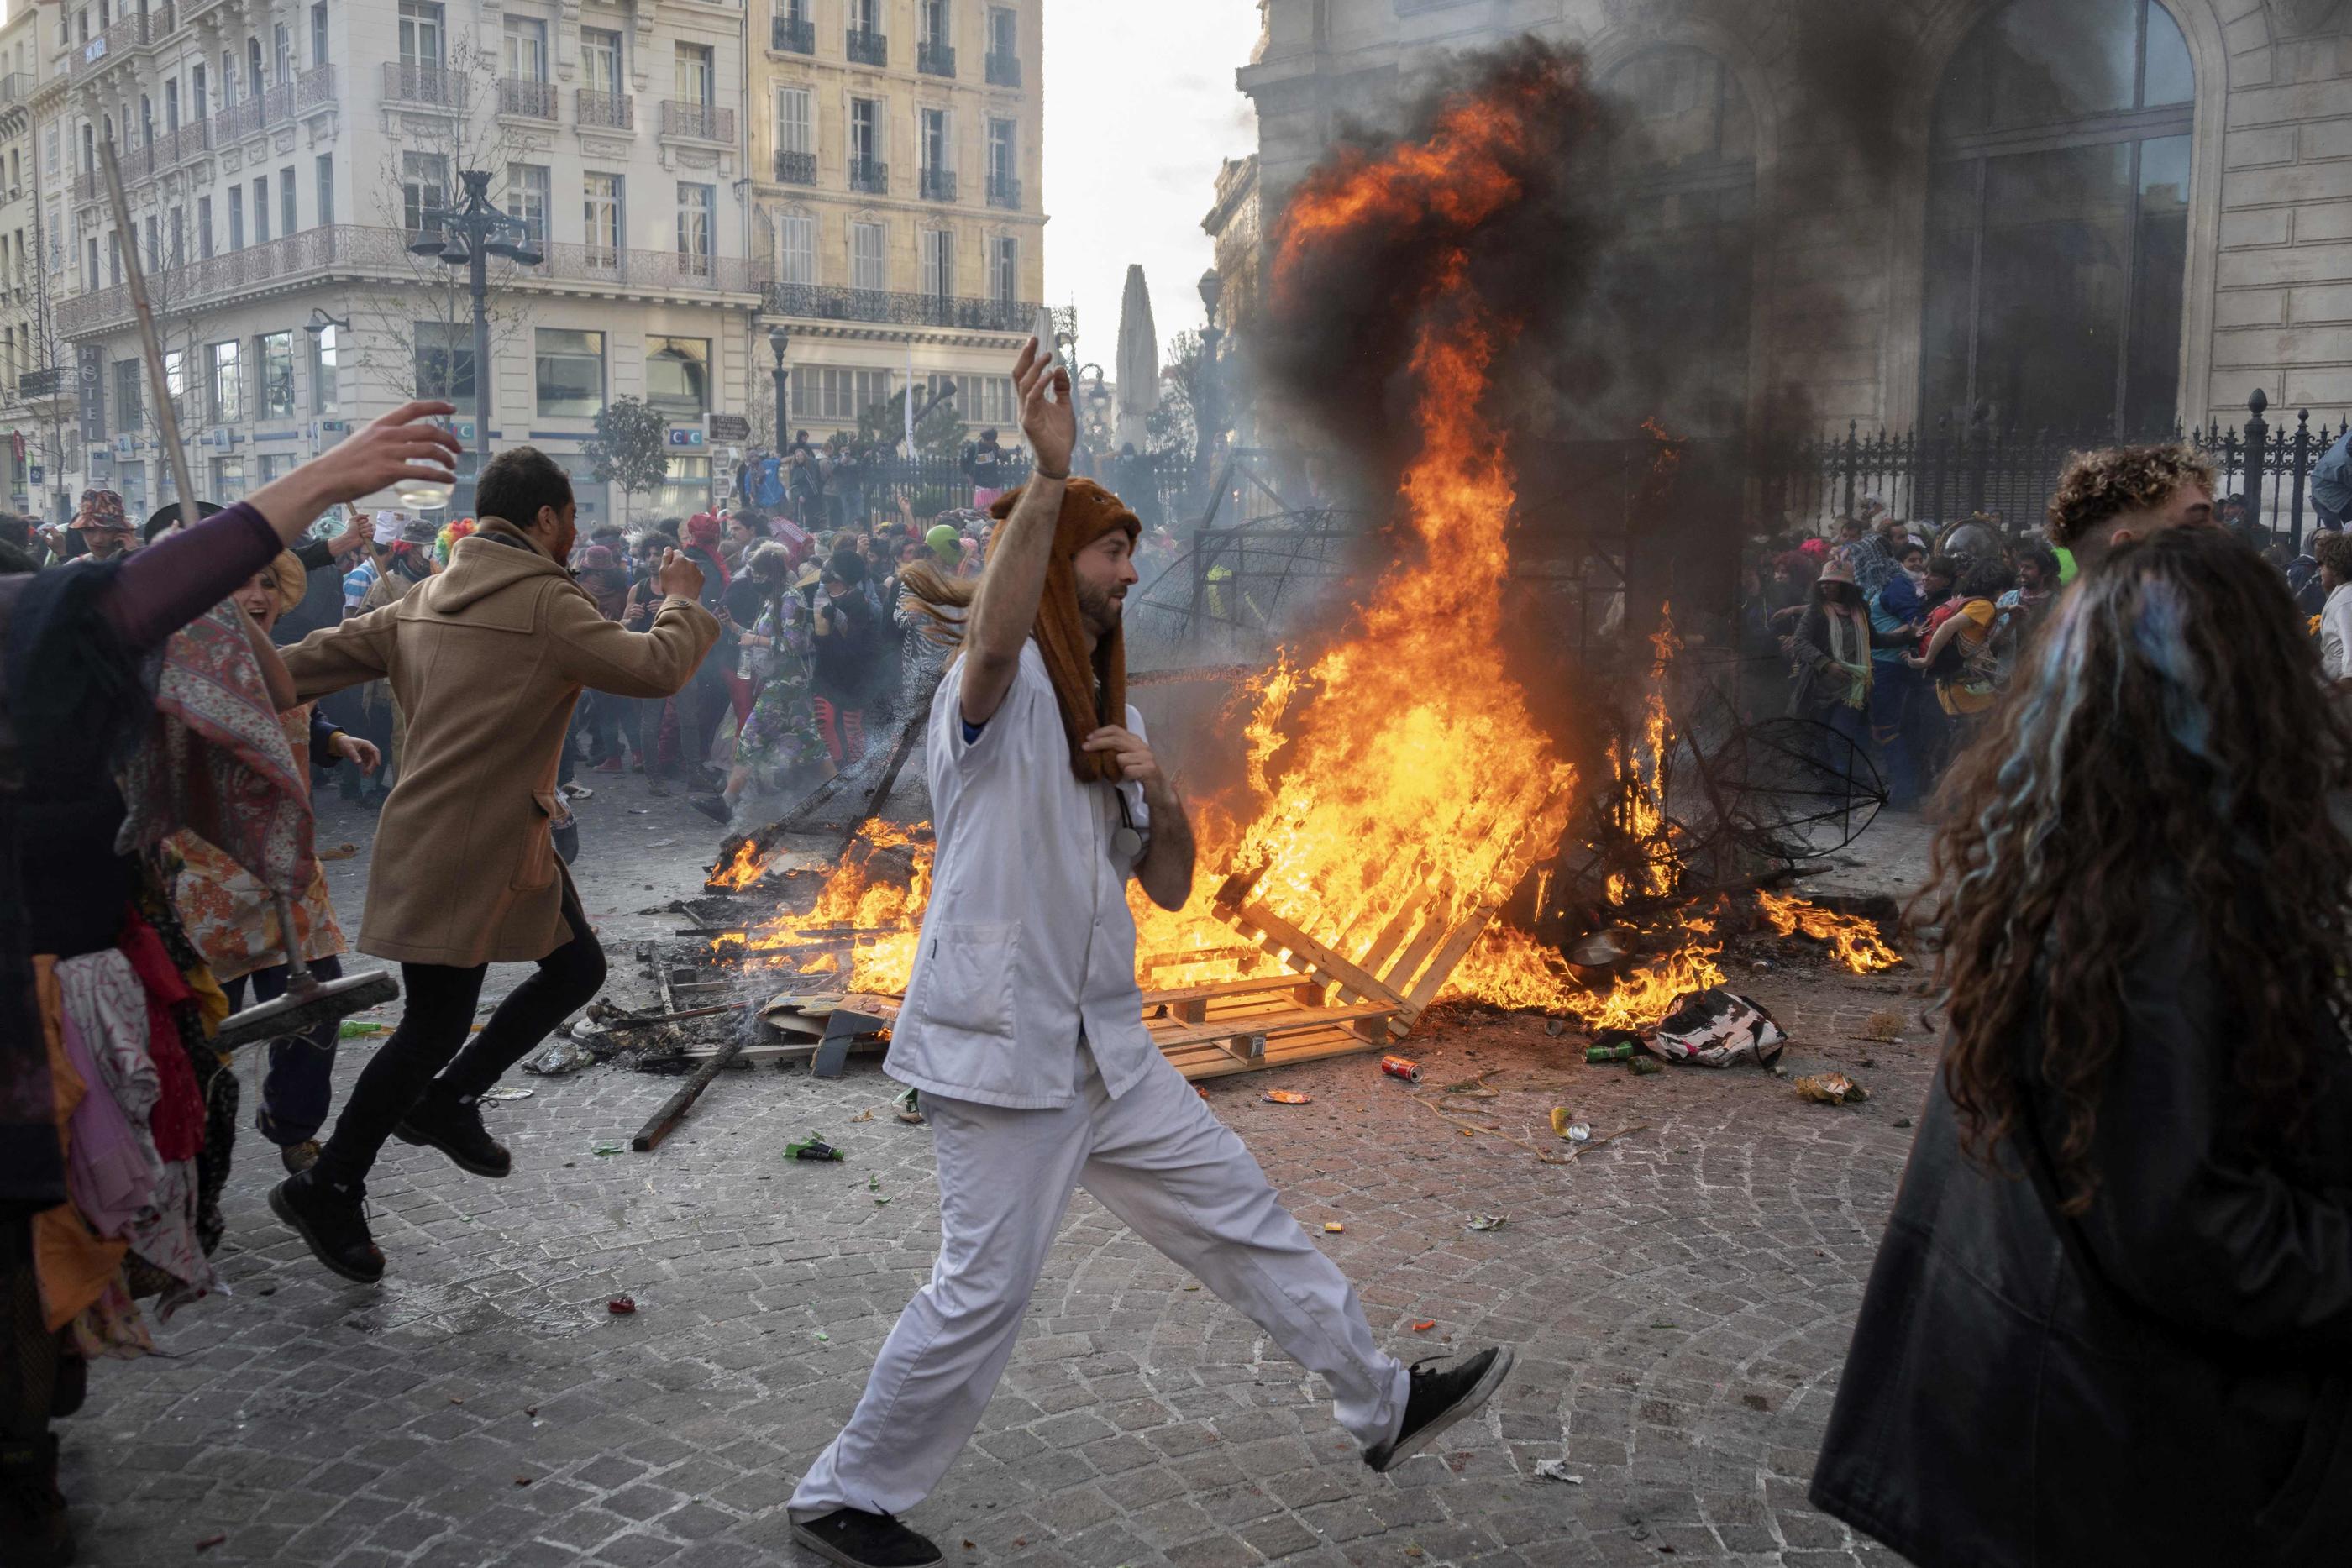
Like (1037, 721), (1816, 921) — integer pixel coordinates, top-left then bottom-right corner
(67, 776), (1934, 1568)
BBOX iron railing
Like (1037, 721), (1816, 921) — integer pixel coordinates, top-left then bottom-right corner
(213, 93), (263, 142)
(0, 72), (33, 107)
(848, 159), (888, 194)
(762, 280), (1035, 333)
(660, 101), (733, 142)
(919, 167), (956, 202)
(986, 173), (1021, 209)
(984, 50), (1021, 87)
(384, 60), (465, 109)
(774, 149), (816, 185)
(1777, 392), (2349, 550)
(846, 28), (886, 66)
(57, 225), (757, 338)
(74, 14), (147, 78)
(917, 40), (955, 77)
(577, 89), (633, 129)
(772, 14), (815, 53)
(498, 78), (557, 119)
(156, 117), (213, 167)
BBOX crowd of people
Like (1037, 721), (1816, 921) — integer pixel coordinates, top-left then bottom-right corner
(1733, 443), (2352, 806)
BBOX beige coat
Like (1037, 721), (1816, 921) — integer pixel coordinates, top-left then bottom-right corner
(283, 518), (719, 967)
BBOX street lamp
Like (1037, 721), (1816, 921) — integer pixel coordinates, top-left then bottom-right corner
(302, 307), (350, 335)
(768, 328), (790, 452)
(411, 170), (543, 496)
(1195, 269), (1226, 485)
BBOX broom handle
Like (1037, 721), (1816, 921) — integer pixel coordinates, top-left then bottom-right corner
(95, 139), (202, 538)
(272, 894), (317, 992)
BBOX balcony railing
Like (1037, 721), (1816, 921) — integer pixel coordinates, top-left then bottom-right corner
(774, 149), (816, 185)
(846, 28), (886, 66)
(213, 94), (263, 142)
(498, 78), (556, 119)
(75, 14), (148, 78)
(985, 51), (1021, 87)
(920, 167), (956, 202)
(0, 72), (32, 108)
(917, 40), (954, 77)
(763, 280), (1037, 334)
(383, 60), (466, 110)
(577, 89), (633, 130)
(986, 173), (1021, 209)
(56, 224), (758, 338)
(771, 14), (814, 54)
(659, 101), (733, 142)
(848, 159), (888, 195)
(158, 117), (213, 167)
(18, 366), (66, 400)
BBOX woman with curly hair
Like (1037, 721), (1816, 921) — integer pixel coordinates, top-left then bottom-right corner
(1811, 524), (2352, 1567)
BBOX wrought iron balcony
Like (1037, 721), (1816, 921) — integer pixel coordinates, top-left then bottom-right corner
(917, 40), (955, 77)
(984, 51), (1021, 87)
(774, 149), (816, 186)
(986, 173), (1021, 209)
(848, 159), (888, 195)
(659, 101), (734, 143)
(0, 72), (33, 108)
(157, 117), (213, 167)
(383, 60), (466, 111)
(577, 89), (633, 130)
(498, 78), (557, 120)
(771, 14), (814, 54)
(846, 29), (886, 67)
(920, 167), (957, 202)
(763, 280), (1038, 334)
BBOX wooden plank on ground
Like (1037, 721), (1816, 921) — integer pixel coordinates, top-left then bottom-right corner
(1146, 1001), (1394, 1052)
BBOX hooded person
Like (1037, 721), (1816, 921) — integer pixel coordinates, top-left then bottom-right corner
(786, 339), (1510, 1568)
(266, 446), (720, 1285)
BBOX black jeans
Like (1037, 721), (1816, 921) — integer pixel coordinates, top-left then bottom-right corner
(223, 955), (343, 1146)
(314, 881), (605, 1188)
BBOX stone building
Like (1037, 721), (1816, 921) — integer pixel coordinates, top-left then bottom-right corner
(1234, 0), (2352, 451)
(748, 0), (1045, 447)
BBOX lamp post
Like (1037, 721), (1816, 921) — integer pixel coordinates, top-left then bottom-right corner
(409, 170), (543, 496)
(768, 328), (790, 454)
(1195, 269), (1225, 494)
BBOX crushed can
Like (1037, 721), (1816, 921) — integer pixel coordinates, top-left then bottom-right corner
(1379, 1054), (1420, 1083)
(1585, 1041), (1637, 1063)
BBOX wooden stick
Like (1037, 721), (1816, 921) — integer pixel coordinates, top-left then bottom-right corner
(601, 1001), (753, 1032)
(630, 1009), (759, 1151)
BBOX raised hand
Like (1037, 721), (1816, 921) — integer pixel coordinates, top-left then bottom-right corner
(654, 548), (707, 604)
(1013, 338), (1075, 478)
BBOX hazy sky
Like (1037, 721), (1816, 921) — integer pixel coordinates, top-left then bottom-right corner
(1042, 0), (1263, 378)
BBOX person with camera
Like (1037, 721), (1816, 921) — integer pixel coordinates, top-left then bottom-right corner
(266, 447), (720, 1285)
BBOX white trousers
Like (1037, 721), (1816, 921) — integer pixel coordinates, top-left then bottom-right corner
(788, 1046), (1410, 1521)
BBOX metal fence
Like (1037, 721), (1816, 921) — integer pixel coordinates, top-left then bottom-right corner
(1778, 392), (2345, 548)
(740, 448), (1195, 538)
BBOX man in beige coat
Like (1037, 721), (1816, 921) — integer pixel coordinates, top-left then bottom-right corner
(267, 447), (720, 1283)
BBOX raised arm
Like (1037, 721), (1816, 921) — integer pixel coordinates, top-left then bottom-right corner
(958, 339), (1074, 727)
(550, 549), (721, 698)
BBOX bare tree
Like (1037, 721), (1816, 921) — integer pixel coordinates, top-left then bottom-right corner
(343, 34), (533, 417)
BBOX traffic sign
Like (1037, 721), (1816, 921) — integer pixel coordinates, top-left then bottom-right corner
(706, 413), (750, 443)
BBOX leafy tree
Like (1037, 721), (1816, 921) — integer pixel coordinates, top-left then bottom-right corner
(1146, 328), (1204, 457)
(858, 387), (968, 458)
(585, 396), (671, 527)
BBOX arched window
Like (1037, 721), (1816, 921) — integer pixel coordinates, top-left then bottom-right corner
(1601, 47), (1757, 435)
(1921, 0), (2193, 438)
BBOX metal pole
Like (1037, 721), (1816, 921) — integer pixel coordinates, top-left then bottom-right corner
(470, 190), (491, 496)
(2244, 388), (2270, 539)
(774, 360), (789, 453)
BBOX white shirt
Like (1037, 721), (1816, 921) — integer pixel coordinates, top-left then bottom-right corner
(884, 641), (1156, 1109)
(2323, 582), (2352, 682)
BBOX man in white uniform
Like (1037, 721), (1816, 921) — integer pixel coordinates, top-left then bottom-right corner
(788, 342), (1514, 1568)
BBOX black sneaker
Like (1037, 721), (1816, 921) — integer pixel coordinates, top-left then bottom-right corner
(0, 1435), (72, 1568)
(1362, 1346), (1515, 1473)
(688, 793), (732, 825)
(790, 1508), (943, 1567)
(269, 1170), (385, 1284)
(393, 1089), (512, 1178)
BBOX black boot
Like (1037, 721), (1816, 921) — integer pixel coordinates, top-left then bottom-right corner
(790, 1508), (942, 1567)
(1362, 1346), (1515, 1473)
(269, 1169), (385, 1283)
(393, 1087), (512, 1178)
(49, 1355), (84, 1420)
(0, 1434), (71, 1567)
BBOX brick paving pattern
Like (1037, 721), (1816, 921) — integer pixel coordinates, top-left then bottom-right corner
(65, 782), (1931, 1567)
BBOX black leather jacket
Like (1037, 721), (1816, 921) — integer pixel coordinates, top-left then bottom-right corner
(1812, 901), (2352, 1567)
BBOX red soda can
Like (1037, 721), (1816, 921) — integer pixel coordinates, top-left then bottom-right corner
(1380, 1054), (1420, 1083)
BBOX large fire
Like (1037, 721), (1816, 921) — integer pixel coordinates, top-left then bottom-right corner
(698, 53), (1901, 1036)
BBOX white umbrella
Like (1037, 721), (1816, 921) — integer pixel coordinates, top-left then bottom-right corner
(1114, 264), (1159, 453)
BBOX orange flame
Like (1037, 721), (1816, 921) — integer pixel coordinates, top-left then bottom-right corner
(1756, 890), (1905, 973)
(706, 840), (769, 891)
